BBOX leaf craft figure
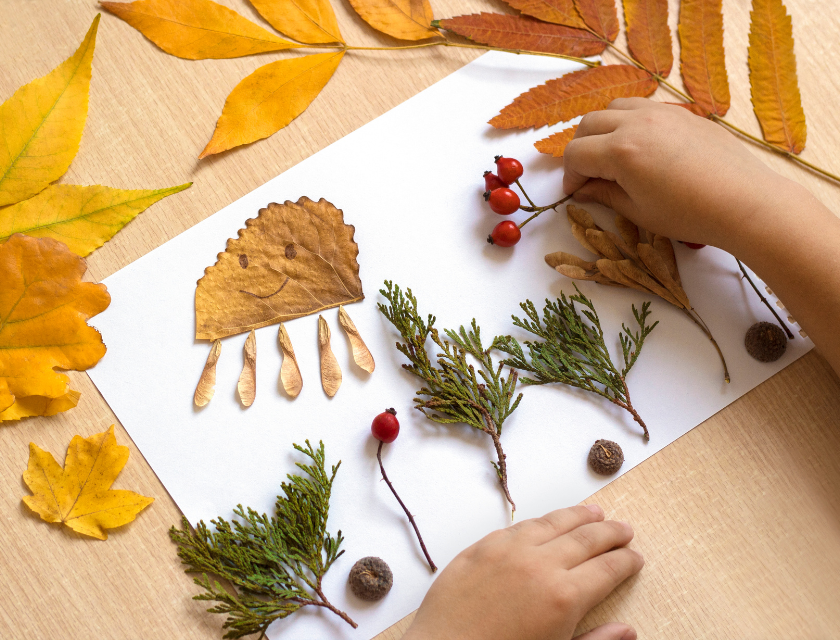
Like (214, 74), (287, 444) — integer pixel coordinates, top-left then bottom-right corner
(22, 425), (154, 539)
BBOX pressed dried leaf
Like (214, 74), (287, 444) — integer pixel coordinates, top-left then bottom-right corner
(22, 425), (153, 540)
(195, 197), (363, 341)
(574, 0), (619, 41)
(0, 391), (81, 422)
(567, 204), (599, 229)
(571, 222), (602, 256)
(238, 331), (257, 407)
(615, 214), (640, 248)
(193, 339), (221, 407)
(637, 243), (691, 307)
(490, 65), (657, 129)
(338, 305), (375, 373)
(623, 0), (673, 77)
(200, 52), (344, 158)
(0, 16), (98, 206)
(748, 0), (806, 153)
(596, 259), (649, 292)
(653, 234), (680, 284)
(603, 229), (638, 261)
(617, 259), (683, 307)
(545, 250), (596, 270)
(585, 228), (624, 261)
(438, 13), (604, 57)
(0, 183), (190, 257)
(277, 323), (303, 398)
(347, 0), (439, 41)
(248, 0), (343, 44)
(102, 0), (297, 59)
(555, 264), (588, 279)
(535, 125), (578, 157)
(318, 316), (341, 397)
(678, 0), (730, 116)
(504, 0), (586, 28)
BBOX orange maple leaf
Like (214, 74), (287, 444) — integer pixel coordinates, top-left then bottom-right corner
(574, 0), (619, 42)
(535, 124), (579, 156)
(678, 0), (730, 117)
(624, 0), (673, 78)
(503, 0), (587, 29)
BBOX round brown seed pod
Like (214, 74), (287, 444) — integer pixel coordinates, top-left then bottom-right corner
(588, 439), (624, 475)
(348, 556), (393, 601)
(744, 321), (787, 362)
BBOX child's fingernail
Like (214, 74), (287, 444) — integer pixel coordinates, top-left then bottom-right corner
(620, 628), (637, 640)
(585, 504), (603, 516)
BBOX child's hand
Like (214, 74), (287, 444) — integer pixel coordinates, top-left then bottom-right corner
(402, 505), (642, 640)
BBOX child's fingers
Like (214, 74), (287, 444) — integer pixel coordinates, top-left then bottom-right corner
(575, 110), (625, 139)
(606, 97), (651, 111)
(571, 547), (645, 612)
(563, 135), (618, 194)
(546, 520), (635, 569)
(508, 505), (605, 545)
(574, 179), (635, 217)
(573, 622), (637, 640)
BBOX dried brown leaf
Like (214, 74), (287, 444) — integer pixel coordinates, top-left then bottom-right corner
(596, 259), (650, 292)
(586, 229), (624, 261)
(545, 251), (596, 271)
(623, 0), (673, 77)
(567, 204), (599, 229)
(338, 305), (375, 374)
(277, 323), (303, 398)
(653, 234), (680, 285)
(571, 222), (603, 256)
(318, 316), (341, 397)
(603, 229), (638, 261)
(238, 331), (256, 407)
(637, 243), (691, 307)
(574, 0), (619, 41)
(194, 339), (221, 407)
(617, 259), (683, 307)
(614, 214), (640, 248)
(504, 0), (587, 29)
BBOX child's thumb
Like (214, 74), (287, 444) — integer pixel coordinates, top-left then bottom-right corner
(573, 179), (634, 218)
(573, 622), (637, 640)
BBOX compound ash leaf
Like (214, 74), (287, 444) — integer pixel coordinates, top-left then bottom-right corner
(195, 197), (363, 341)
(574, 0), (619, 42)
(490, 65), (657, 129)
(0, 16), (99, 207)
(678, 0), (730, 116)
(748, 0), (805, 154)
(535, 124), (578, 156)
(101, 0), (298, 60)
(500, 0), (586, 29)
(199, 52), (344, 158)
(623, 0), (673, 78)
(248, 0), (344, 44)
(0, 183), (191, 257)
(22, 425), (153, 539)
(0, 391), (81, 422)
(346, 0), (440, 41)
(437, 13), (605, 57)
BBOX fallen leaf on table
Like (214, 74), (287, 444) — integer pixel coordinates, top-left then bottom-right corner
(0, 183), (191, 257)
(238, 331), (257, 407)
(102, 0), (298, 59)
(503, 0), (587, 29)
(318, 316), (341, 397)
(200, 52), (344, 158)
(278, 323), (303, 398)
(0, 235), (110, 419)
(678, 0), (730, 116)
(193, 339), (221, 407)
(574, 0), (619, 42)
(623, 0), (672, 78)
(0, 16), (98, 206)
(346, 0), (439, 41)
(0, 391), (81, 422)
(22, 425), (153, 540)
(535, 124), (578, 156)
(248, 0), (344, 44)
(338, 305), (375, 373)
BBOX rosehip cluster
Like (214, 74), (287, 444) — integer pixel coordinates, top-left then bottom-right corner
(483, 155), (524, 248)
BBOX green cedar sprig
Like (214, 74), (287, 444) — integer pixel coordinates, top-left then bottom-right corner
(495, 286), (657, 440)
(378, 281), (523, 517)
(169, 440), (355, 639)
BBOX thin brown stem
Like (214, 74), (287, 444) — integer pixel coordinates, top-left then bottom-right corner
(312, 589), (358, 629)
(486, 428), (516, 520)
(680, 307), (730, 383)
(735, 258), (794, 339)
(518, 193), (574, 229)
(376, 440), (438, 573)
(515, 178), (537, 208)
(614, 377), (649, 440)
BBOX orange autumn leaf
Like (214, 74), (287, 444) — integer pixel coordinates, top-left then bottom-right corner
(535, 124), (578, 156)
(748, 0), (805, 154)
(0, 391), (81, 422)
(102, 0), (298, 60)
(437, 13), (605, 57)
(503, 0), (586, 29)
(200, 52), (344, 158)
(490, 65), (657, 129)
(574, 0), (619, 42)
(247, 0), (344, 44)
(678, 0), (730, 116)
(623, 0), (672, 77)
(346, 0), (439, 41)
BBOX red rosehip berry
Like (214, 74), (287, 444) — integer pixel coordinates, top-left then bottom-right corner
(487, 220), (521, 247)
(681, 241), (707, 249)
(495, 155), (523, 185)
(483, 171), (507, 192)
(484, 188), (520, 215)
(372, 408), (400, 443)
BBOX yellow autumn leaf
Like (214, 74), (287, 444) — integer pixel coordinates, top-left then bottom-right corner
(22, 425), (154, 539)
(102, 0), (299, 60)
(0, 391), (81, 422)
(0, 16), (99, 206)
(200, 52), (344, 158)
(248, 0), (344, 44)
(346, 0), (440, 41)
(0, 183), (191, 257)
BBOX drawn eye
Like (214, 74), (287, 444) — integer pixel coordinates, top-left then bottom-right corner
(239, 254), (248, 269)
(285, 244), (297, 260)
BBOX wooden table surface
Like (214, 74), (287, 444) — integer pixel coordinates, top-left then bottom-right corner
(2, 0), (839, 638)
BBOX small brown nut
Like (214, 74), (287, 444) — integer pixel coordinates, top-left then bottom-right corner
(588, 439), (624, 475)
(744, 321), (787, 362)
(348, 556), (393, 601)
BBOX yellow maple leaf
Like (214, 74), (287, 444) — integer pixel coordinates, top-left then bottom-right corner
(22, 425), (154, 539)
(0, 16), (99, 206)
(0, 183), (191, 257)
(0, 391), (81, 422)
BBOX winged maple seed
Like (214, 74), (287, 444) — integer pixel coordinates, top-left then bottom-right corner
(277, 323), (303, 397)
(237, 331), (257, 407)
(547, 205), (730, 382)
(193, 339), (221, 407)
(318, 316), (342, 397)
(338, 305), (375, 373)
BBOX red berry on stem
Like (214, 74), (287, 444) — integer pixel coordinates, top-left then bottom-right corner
(372, 408), (400, 443)
(483, 171), (507, 192)
(495, 155), (523, 185)
(484, 188), (520, 215)
(487, 220), (521, 247)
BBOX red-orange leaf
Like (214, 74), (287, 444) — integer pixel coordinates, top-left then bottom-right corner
(535, 125), (578, 156)
(574, 0), (619, 41)
(679, 0), (730, 116)
(490, 65), (657, 129)
(503, 0), (586, 29)
(748, 0), (805, 154)
(438, 13), (605, 57)
(623, 0), (672, 77)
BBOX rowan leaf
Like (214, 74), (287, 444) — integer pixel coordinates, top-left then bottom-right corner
(101, 0), (299, 60)
(0, 16), (99, 207)
(195, 197), (363, 341)
(535, 124), (578, 156)
(199, 52), (344, 158)
(623, 0), (672, 77)
(490, 65), (657, 129)
(0, 183), (190, 257)
(0, 391), (81, 422)
(678, 0), (729, 116)
(22, 425), (154, 539)
(437, 13), (605, 57)
(346, 0), (439, 41)
(0, 235), (110, 414)
(502, 0), (586, 29)
(248, 0), (344, 44)
(574, 0), (619, 42)
(748, 0), (805, 154)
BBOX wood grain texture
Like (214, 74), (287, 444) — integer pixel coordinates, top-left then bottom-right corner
(0, 0), (839, 638)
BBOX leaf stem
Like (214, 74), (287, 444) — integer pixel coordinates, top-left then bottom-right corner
(735, 258), (794, 339)
(680, 308), (730, 383)
(312, 588), (358, 628)
(518, 193), (574, 229)
(613, 377), (648, 440)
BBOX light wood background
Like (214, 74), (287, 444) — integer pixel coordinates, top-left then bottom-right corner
(1, 0), (839, 638)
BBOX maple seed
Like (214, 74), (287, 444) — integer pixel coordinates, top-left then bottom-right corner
(338, 305), (375, 373)
(277, 323), (303, 397)
(319, 316), (342, 397)
(194, 339), (221, 407)
(237, 331), (257, 407)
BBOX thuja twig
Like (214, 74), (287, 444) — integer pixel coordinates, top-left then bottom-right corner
(735, 258), (794, 339)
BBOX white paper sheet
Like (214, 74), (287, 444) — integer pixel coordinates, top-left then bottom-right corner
(87, 51), (812, 639)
